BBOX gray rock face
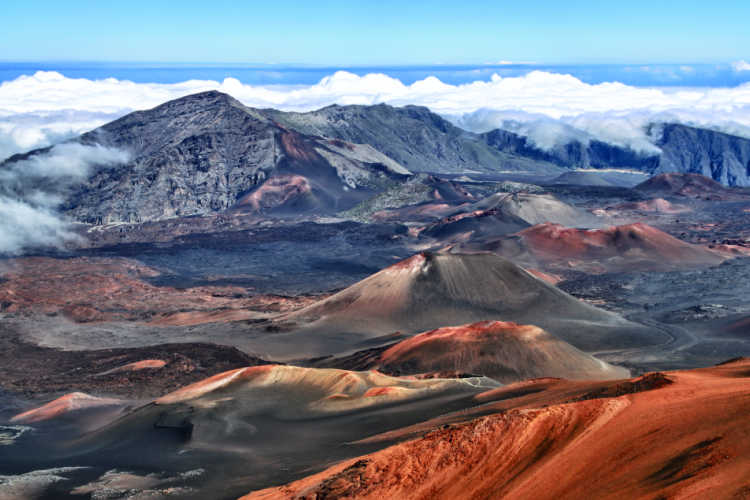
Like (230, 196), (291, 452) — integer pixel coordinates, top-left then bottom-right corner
(265, 104), (560, 174)
(653, 123), (750, 186)
(5, 91), (750, 228)
(8, 92), (411, 224)
(270, 104), (750, 186)
(480, 128), (658, 172)
(481, 123), (750, 187)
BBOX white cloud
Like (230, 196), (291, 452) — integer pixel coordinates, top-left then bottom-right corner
(2, 69), (750, 252)
(2, 69), (750, 160)
(0, 196), (80, 254)
(0, 143), (130, 254)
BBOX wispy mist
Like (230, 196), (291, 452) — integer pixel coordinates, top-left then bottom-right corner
(0, 143), (130, 254)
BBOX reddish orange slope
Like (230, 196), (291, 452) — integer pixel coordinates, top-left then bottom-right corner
(376, 321), (628, 382)
(243, 359), (750, 500)
(517, 222), (726, 272)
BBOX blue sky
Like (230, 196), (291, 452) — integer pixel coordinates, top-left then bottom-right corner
(2, 0), (749, 65)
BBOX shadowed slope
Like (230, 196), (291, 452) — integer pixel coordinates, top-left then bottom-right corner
(35, 365), (497, 496)
(421, 208), (530, 242)
(265, 103), (560, 175)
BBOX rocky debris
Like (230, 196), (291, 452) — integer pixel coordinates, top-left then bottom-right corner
(0, 327), (271, 398)
(572, 372), (672, 401)
(266, 103), (560, 175)
(3, 91), (411, 225)
(69, 469), (203, 499)
(0, 467), (90, 500)
(0, 256), (316, 323)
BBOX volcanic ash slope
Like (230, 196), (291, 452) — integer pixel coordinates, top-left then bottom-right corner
(70, 365), (496, 462)
(244, 358), (750, 500)
(374, 321), (629, 383)
(280, 252), (663, 354)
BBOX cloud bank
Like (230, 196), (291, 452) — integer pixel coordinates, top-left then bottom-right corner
(2, 69), (750, 158)
(0, 143), (129, 254)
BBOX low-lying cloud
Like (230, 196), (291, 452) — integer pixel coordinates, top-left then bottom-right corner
(2, 70), (750, 161)
(0, 143), (130, 254)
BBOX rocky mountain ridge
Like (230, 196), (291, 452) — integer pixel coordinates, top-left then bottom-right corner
(4, 91), (750, 226)
(482, 122), (750, 186)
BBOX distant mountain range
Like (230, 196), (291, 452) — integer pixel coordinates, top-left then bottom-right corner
(483, 123), (750, 186)
(3, 90), (750, 224)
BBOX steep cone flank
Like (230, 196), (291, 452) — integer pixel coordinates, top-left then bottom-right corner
(243, 359), (750, 500)
(283, 252), (661, 351)
(377, 321), (628, 383)
(518, 222), (725, 271)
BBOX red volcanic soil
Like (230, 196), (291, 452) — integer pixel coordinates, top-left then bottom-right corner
(96, 359), (167, 376)
(10, 392), (123, 423)
(517, 222), (726, 272)
(280, 130), (319, 162)
(635, 173), (744, 200)
(375, 321), (627, 382)
(243, 359), (750, 500)
(236, 174), (313, 212)
(0, 257), (317, 324)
